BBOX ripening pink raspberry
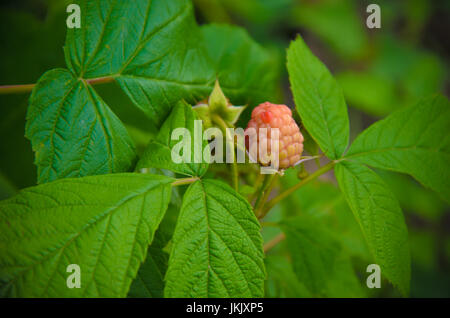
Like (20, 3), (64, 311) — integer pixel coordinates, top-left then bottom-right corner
(245, 102), (304, 169)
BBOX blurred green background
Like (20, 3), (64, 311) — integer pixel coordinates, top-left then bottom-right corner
(0, 0), (449, 297)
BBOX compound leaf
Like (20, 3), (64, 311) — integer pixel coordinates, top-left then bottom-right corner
(65, 0), (215, 127)
(0, 173), (173, 297)
(165, 179), (265, 297)
(287, 35), (349, 159)
(346, 94), (450, 203)
(26, 69), (136, 184)
(335, 161), (410, 296)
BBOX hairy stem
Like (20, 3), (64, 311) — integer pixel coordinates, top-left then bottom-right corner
(0, 76), (116, 95)
(259, 161), (336, 219)
(171, 177), (199, 187)
(263, 233), (286, 253)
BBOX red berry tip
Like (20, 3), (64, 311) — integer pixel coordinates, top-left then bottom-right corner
(261, 111), (273, 123)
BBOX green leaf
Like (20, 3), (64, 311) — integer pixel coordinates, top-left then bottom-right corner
(201, 24), (279, 128)
(127, 236), (168, 298)
(280, 216), (341, 295)
(323, 256), (366, 298)
(265, 255), (311, 298)
(280, 169), (371, 260)
(0, 172), (16, 200)
(128, 175), (182, 298)
(336, 71), (399, 116)
(26, 69), (136, 184)
(346, 94), (450, 203)
(201, 24), (278, 107)
(0, 173), (173, 297)
(335, 161), (411, 296)
(136, 100), (208, 176)
(291, 0), (369, 60)
(287, 35), (349, 159)
(376, 170), (447, 222)
(65, 0), (215, 127)
(165, 179), (265, 297)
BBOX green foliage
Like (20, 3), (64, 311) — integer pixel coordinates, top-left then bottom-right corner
(377, 170), (447, 222)
(136, 100), (209, 176)
(280, 215), (364, 297)
(265, 255), (311, 298)
(280, 170), (370, 261)
(287, 35), (349, 159)
(128, 174), (182, 298)
(165, 179), (265, 297)
(26, 69), (136, 183)
(65, 0), (214, 128)
(346, 95), (450, 203)
(0, 173), (173, 297)
(336, 72), (399, 117)
(280, 216), (340, 294)
(335, 161), (411, 296)
(201, 24), (279, 125)
(127, 234), (169, 298)
(291, 0), (369, 60)
(1, 0), (448, 299)
(0, 3), (69, 191)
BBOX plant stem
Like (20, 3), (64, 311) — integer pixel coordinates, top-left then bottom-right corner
(248, 173), (264, 202)
(254, 174), (277, 217)
(259, 161), (336, 219)
(260, 221), (278, 228)
(0, 76), (116, 95)
(0, 83), (36, 95)
(171, 177), (199, 187)
(211, 114), (239, 191)
(85, 76), (116, 85)
(263, 233), (286, 253)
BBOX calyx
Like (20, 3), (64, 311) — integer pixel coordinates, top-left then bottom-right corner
(193, 80), (245, 128)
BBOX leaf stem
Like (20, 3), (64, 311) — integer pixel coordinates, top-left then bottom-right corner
(0, 83), (36, 95)
(259, 161), (336, 219)
(263, 233), (286, 253)
(85, 76), (116, 85)
(0, 76), (116, 95)
(171, 177), (199, 187)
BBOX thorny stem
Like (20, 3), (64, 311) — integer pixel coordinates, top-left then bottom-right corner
(171, 177), (199, 187)
(258, 161), (336, 219)
(263, 233), (286, 253)
(211, 114), (239, 192)
(0, 76), (116, 95)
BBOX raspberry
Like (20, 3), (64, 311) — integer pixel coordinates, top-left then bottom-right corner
(245, 102), (304, 169)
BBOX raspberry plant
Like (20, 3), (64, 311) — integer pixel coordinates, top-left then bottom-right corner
(0, 0), (449, 298)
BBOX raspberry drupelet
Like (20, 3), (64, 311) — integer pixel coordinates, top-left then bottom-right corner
(245, 102), (304, 169)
